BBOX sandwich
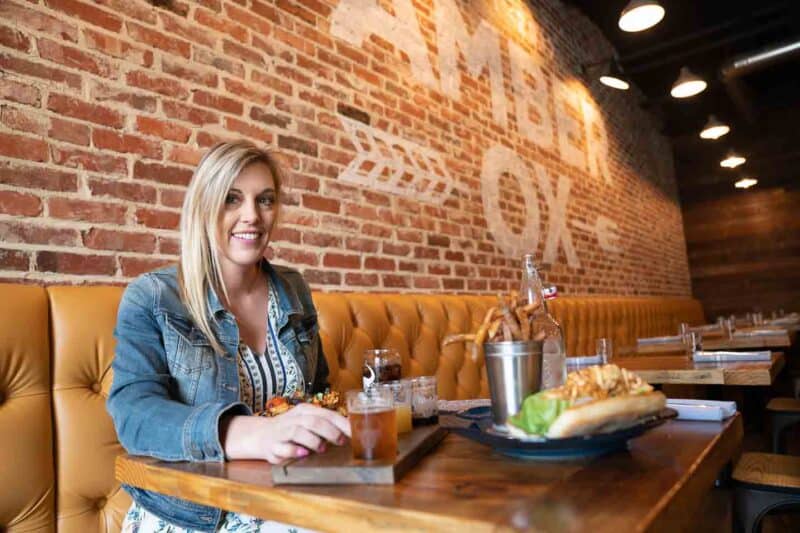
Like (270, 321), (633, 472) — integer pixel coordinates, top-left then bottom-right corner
(507, 364), (666, 439)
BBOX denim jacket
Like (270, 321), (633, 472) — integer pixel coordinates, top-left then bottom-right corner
(107, 261), (328, 531)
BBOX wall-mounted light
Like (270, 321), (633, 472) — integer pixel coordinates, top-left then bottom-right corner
(721, 151), (746, 168)
(735, 177), (757, 189)
(671, 67), (707, 98)
(699, 115), (730, 140)
(618, 0), (665, 32)
(598, 60), (630, 90)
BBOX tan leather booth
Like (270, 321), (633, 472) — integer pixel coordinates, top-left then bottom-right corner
(0, 283), (704, 532)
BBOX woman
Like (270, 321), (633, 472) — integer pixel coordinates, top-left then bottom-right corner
(108, 141), (349, 532)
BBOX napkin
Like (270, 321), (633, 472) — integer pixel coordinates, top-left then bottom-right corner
(566, 355), (603, 366)
(692, 350), (771, 362)
(734, 329), (782, 337)
(666, 399), (737, 421)
(638, 334), (681, 345)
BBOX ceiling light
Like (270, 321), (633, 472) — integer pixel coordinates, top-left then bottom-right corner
(618, 0), (665, 32)
(735, 177), (757, 189)
(598, 60), (629, 90)
(720, 151), (746, 168)
(670, 67), (707, 98)
(699, 115), (730, 140)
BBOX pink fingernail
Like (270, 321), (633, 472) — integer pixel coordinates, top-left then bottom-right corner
(296, 448), (309, 457)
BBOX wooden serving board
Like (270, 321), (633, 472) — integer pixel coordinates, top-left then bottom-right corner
(272, 425), (447, 485)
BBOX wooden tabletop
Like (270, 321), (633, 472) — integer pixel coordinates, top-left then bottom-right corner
(117, 415), (743, 532)
(614, 353), (785, 385)
(637, 331), (791, 354)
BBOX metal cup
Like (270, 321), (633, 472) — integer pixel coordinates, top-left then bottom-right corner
(484, 340), (543, 428)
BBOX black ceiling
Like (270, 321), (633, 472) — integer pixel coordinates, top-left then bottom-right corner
(565, 0), (800, 202)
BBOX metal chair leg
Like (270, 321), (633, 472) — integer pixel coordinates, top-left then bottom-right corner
(771, 413), (800, 454)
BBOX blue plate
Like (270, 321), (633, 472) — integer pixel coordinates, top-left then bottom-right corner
(446, 406), (677, 460)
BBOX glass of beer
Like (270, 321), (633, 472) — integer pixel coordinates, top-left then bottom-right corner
(362, 348), (402, 389)
(410, 375), (439, 426)
(375, 379), (413, 434)
(346, 388), (397, 461)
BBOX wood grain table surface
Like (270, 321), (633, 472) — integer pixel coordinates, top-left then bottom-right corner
(637, 330), (792, 354)
(614, 353), (785, 385)
(116, 415), (743, 533)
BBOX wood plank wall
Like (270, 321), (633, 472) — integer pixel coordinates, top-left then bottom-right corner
(682, 186), (800, 320)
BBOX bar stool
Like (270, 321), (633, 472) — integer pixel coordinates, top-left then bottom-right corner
(766, 398), (800, 453)
(732, 452), (800, 533)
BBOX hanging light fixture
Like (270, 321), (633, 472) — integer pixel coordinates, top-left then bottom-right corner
(720, 151), (746, 168)
(671, 67), (707, 98)
(598, 60), (629, 90)
(618, 0), (665, 32)
(735, 177), (758, 189)
(699, 115), (730, 140)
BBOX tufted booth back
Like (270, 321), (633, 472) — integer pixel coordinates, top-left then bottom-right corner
(0, 282), (704, 532)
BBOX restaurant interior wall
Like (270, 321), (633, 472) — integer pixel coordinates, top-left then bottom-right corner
(0, 0), (691, 296)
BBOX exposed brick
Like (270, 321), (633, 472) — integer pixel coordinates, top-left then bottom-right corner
(443, 278), (465, 291)
(0, 78), (39, 106)
(167, 145), (204, 166)
(382, 274), (410, 289)
(88, 177), (157, 203)
(303, 231), (341, 248)
(0, 220), (79, 246)
(47, 94), (124, 128)
(83, 28), (153, 67)
(345, 237), (379, 253)
(302, 268), (340, 285)
(126, 70), (189, 98)
(0, 107), (48, 136)
(250, 107), (292, 128)
(278, 135), (318, 157)
(159, 12), (215, 49)
(224, 117), (272, 144)
(428, 264), (451, 276)
(302, 193), (339, 214)
(126, 21), (190, 59)
(49, 117), (90, 146)
(37, 38), (114, 78)
(0, 24), (31, 52)
(159, 236), (181, 255)
(44, 0), (122, 32)
(223, 79), (271, 106)
(193, 46), (245, 78)
(0, 163), (78, 192)
(120, 256), (173, 278)
(0, 53), (81, 89)
(83, 227), (156, 253)
(276, 248), (318, 266)
(0, 2), (78, 42)
(48, 197), (126, 224)
(382, 242), (411, 256)
(136, 116), (192, 143)
(134, 207), (180, 230)
(251, 70), (293, 96)
(194, 7), (247, 41)
(193, 90), (243, 115)
(93, 0), (157, 25)
(160, 188), (185, 208)
(322, 252), (360, 269)
(0, 248), (29, 271)
(364, 257), (394, 271)
(37, 251), (115, 276)
(92, 129), (163, 159)
(163, 101), (220, 126)
(0, 132), (48, 162)
(0, 190), (42, 216)
(345, 272), (379, 287)
(222, 39), (265, 67)
(413, 276), (440, 290)
(226, 2), (273, 36)
(162, 59), (218, 88)
(91, 82), (157, 112)
(51, 146), (127, 175)
(428, 234), (451, 247)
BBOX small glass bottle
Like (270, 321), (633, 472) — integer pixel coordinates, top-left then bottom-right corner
(521, 254), (566, 389)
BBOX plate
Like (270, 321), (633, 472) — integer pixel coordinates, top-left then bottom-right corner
(446, 406), (677, 460)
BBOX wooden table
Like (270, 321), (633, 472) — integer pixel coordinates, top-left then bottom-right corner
(614, 353), (785, 385)
(117, 415), (743, 532)
(637, 330), (792, 354)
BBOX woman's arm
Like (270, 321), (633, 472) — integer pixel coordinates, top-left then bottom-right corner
(107, 275), (248, 462)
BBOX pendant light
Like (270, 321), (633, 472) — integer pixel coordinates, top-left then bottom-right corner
(618, 0), (665, 32)
(670, 67), (707, 98)
(598, 60), (629, 90)
(699, 115), (730, 140)
(720, 151), (746, 169)
(734, 177), (757, 189)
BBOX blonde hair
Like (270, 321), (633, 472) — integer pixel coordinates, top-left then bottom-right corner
(179, 140), (283, 354)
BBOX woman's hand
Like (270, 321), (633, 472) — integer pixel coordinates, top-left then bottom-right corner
(221, 404), (351, 464)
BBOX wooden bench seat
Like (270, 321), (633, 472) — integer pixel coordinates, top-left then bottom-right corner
(732, 452), (800, 532)
(733, 453), (800, 491)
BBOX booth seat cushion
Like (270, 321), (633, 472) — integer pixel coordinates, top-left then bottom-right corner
(48, 286), (129, 533)
(0, 285), (54, 532)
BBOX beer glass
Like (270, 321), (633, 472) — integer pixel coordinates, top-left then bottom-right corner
(375, 379), (413, 434)
(346, 388), (397, 461)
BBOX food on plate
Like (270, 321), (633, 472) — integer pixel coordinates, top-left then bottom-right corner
(259, 389), (346, 417)
(507, 364), (666, 438)
(442, 290), (542, 360)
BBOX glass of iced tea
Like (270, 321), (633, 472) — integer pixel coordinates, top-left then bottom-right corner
(346, 388), (397, 461)
(375, 379), (413, 434)
(362, 348), (402, 389)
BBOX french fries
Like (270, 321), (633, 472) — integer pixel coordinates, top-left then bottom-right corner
(442, 289), (542, 361)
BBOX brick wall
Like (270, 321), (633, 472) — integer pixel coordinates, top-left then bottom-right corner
(0, 0), (691, 296)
